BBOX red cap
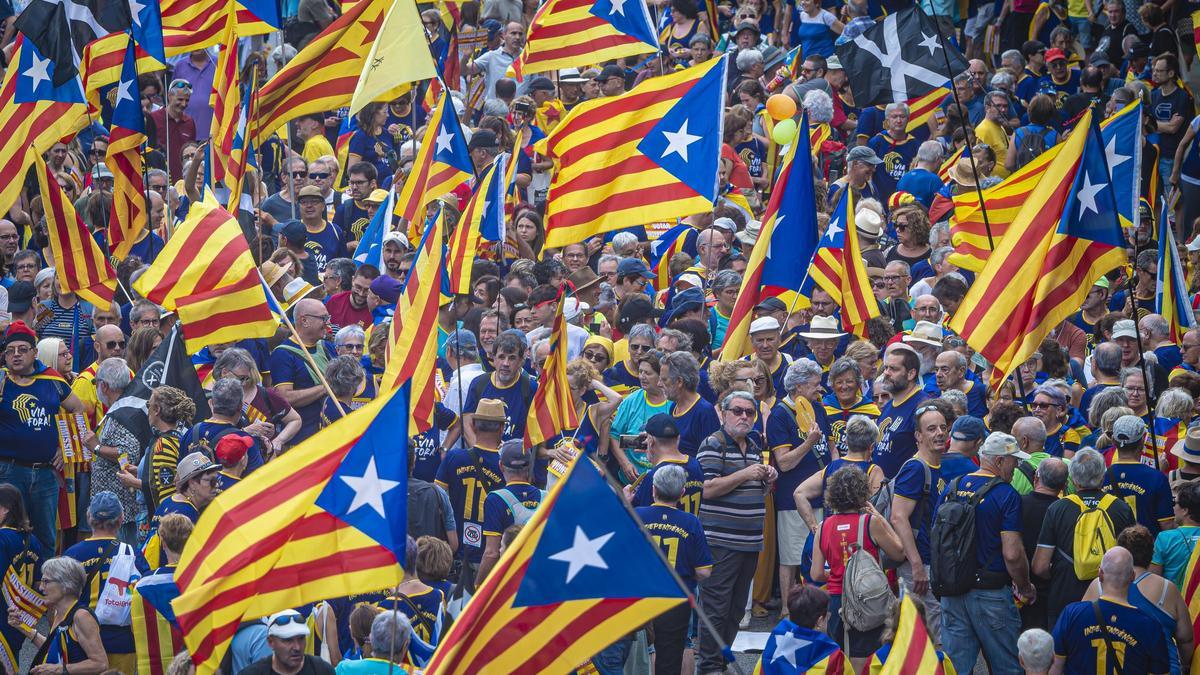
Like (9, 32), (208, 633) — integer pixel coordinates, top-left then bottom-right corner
(3, 321), (37, 348)
(1045, 48), (1067, 62)
(215, 435), (254, 466)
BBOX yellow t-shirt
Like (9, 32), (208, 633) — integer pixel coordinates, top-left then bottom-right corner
(303, 134), (335, 163)
(974, 118), (1011, 179)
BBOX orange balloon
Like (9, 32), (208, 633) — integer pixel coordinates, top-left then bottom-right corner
(766, 94), (797, 121)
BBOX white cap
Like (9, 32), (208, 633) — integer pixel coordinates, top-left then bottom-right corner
(675, 273), (704, 289)
(711, 217), (737, 233)
(383, 230), (410, 250)
(1112, 319), (1138, 340)
(749, 316), (781, 334)
(265, 609), (310, 639)
(563, 297), (584, 321)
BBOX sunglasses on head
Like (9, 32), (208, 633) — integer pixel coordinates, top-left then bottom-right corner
(270, 614), (305, 627)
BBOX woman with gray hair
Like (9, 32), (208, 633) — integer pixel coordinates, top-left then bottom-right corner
(322, 355), (373, 426)
(18, 556), (108, 672)
(823, 356), (880, 454)
(1016, 628), (1052, 674)
(710, 270), (743, 350)
(212, 347), (301, 455)
(604, 323), (658, 395)
(334, 324), (367, 358)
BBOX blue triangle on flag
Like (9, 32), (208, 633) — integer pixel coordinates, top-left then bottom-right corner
(636, 58), (726, 201)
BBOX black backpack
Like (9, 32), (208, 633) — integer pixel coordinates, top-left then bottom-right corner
(1014, 126), (1050, 170)
(930, 475), (1002, 598)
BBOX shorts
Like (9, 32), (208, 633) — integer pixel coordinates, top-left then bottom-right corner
(776, 509), (819, 566)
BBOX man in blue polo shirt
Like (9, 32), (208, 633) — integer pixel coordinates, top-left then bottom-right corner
(269, 298), (335, 444)
(874, 345), (930, 478)
(1104, 415), (1175, 534)
(462, 331), (537, 446)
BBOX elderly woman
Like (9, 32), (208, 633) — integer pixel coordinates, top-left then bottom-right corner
(37, 337), (74, 382)
(19, 556), (108, 673)
(767, 358), (834, 608)
(810, 465), (903, 670)
(335, 610), (416, 674)
(1029, 384), (1082, 459)
(708, 270), (742, 350)
(822, 356), (880, 454)
(335, 325), (367, 359)
(212, 348), (300, 455)
(844, 340), (879, 396)
(323, 355), (375, 426)
(609, 350), (671, 481)
(1150, 388), (1195, 471)
(0, 484), (49, 667)
(885, 204), (933, 280)
(1122, 367), (1152, 421)
(604, 324), (656, 396)
(34, 267), (55, 302)
(86, 359), (145, 543)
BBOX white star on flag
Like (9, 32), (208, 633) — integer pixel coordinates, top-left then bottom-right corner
(339, 457), (401, 518)
(548, 526), (614, 582)
(770, 631), (813, 666)
(128, 0), (146, 24)
(918, 32), (941, 56)
(114, 78), (134, 108)
(23, 53), (52, 90)
(608, 0), (628, 16)
(1076, 173), (1107, 216)
(1105, 135), (1130, 171)
(661, 120), (701, 162)
(436, 127), (455, 155)
(825, 216), (843, 242)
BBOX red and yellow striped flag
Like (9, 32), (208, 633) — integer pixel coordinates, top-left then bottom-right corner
(381, 211), (447, 432)
(34, 156), (116, 308)
(160, 0), (277, 56)
(210, 13), (247, 212)
(447, 154), (504, 295)
(877, 595), (947, 674)
(525, 295), (580, 447)
(511, 0), (658, 80)
(938, 144), (965, 182)
(173, 386), (409, 674)
(395, 92), (474, 224)
(251, 0), (387, 146)
(106, 38), (148, 261)
(133, 196), (276, 353)
(907, 87), (948, 133)
(81, 34), (165, 111)
(131, 569), (184, 675)
(0, 38), (88, 218)
(1183, 534), (1200, 672)
(809, 189), (880, 334)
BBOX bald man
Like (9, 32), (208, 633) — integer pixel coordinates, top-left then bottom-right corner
(0, 219), (18, 267)
(697, 228), (730, 275)
(1050, 547), (1170, 674)
(268, 297), (335, 443)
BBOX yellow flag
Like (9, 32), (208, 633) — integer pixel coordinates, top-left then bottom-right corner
(349, 0), (436, 115)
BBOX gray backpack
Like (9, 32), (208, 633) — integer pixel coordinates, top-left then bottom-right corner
(841, 514), (896, 632)
(869, 457), (931, 569)
(494, 487), (545, 526)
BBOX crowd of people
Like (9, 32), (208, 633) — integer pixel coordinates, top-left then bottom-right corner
(2, 0), (1200, 672)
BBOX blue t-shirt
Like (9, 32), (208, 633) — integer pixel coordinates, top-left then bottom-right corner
(1052, 598), (1170, 675)
(1104, 461), (1174, 534)
(63, 537), (152, 655)
(269, 339), (336, 444)
(873, 388), (929, 478)
(0, 367), (71, 463)
(671, 396), (721, 457)
(940, 472), (1021, 578)
(434, 445), (502, 563)
(767, 398), (830, 510)
(895, 167), (944, 207)
(410, 403), (457, 483)
(462, 373), (537, 443)
(324, 591), (389, 659)
(482, 482), (543, 537)
(637, 504), (714, 589)
(632, 457), (705, 516)
(348, 129), (394, 181)
(301, 221), (346, 274)
(892, 457), (942, 561)
(602, 360), (641, 396)
(938, 452), (978, 484)
(867, 133), (922, 199)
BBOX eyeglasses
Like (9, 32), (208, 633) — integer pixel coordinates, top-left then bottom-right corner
(302, 314), (330, 323)
(882, 274), (905, 282)
(629, 343), (652, 353)
(893, 223), (909, 231)
(340, 342), (365, 352)
(149, 184), (168, 194)
(15, 262), (37, 272)
(308, 172), (330, 180)
(739, 376), (767, 386)
(726, 406), (756, 417)
(1029, 400), (1059, 409)
(3, 345), (30, 355)
(104, 340), (126, 350)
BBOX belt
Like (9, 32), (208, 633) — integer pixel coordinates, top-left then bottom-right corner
(1, 459), (52, 469)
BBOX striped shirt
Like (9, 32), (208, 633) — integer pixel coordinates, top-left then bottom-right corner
(696, 431), (766, 552)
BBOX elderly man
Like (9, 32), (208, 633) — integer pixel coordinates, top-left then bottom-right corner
(662, 351), (721, 457)
(827, 146), (881, 207)
(73, 324), (128, 427)
(696, 390), (777, 675)
(1140, 313), (1181, 372)
(897, 141), (946, 207)
(242, 609), (335, 674)
(867, 102), (921, 198)
(934, 351), (987, 416)
(1029, 385), (1082, 459)
(697, 228), (731, 279)
(0, 322), (86, 549)
(269, 298), (335, 444)
(976, 90), (1013, 178)
(749, 316), (792, 397)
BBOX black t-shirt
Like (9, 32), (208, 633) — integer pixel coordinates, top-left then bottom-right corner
(1020, 491), (1057, 561)
(1035, 491), (1135, 628)
(239, 655), (336, 675)
(1096, 21), (1138, 65)
(1152, 86), (1194, 156)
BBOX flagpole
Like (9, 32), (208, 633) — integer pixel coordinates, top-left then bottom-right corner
(1126, 220), (1162, 470)
(269, 288), (348, 417)
(925, 6), (995, 250)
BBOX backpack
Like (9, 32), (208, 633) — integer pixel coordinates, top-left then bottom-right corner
(930, 476), (1001, 598)
(1014, 126), (1051, 169)
(870, 458), (931, 569)
(841, 514), (896, 631)
(493, 487), (545, 527)
(1016, 460), (1035, 487)
(1063, 494), (1119, 581)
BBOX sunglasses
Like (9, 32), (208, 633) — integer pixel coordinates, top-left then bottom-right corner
(291, 171), (309, 178)
(104, 340), (126, 349)
(583, 350), (607, 363)
(308, 172), (330, 180)
(726, 406), (756, 417)
(629, 344), (652, 353)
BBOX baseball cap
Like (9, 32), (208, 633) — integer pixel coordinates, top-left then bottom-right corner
(275, 219), (306, 244)
(499, 438), (532, 470)
(735, 20), (760, 35)
(265, 610), (310, 639)
(370, 275), (403, 304)
(91, 163), (114, 180)
(616, 258), (654, 279)
(482, 18), (502, 36)
(711, 217), (737, 233)
(1089, 52), (1112, 68)
(7, 281), (35, 314)
(1112, 414), (1147, 445)
(468, 129), (499, 151)
(1111, 319), (1138, 340)
(825, 55), (843, 70)
(979, 432), (1031, 460)
(597, 64), (625, 81)
(364, 188), (389, 204)
(176, 452), (220, 487)
(87, 491), (123, 522)
(845, 146), (882, 165)
(215, 434), (254, 466)
(1045, 47), (1067, 63)
(297, 185), (324, 200)
(755, 297), (787, 313)
(1093, 276), (1111, 289)
(950, 415), (987, 442)
(645, 413), (680, 439)
(749, 316), (780, 334)
(528, 76), (555, 92)
(382, 230), (410, 250)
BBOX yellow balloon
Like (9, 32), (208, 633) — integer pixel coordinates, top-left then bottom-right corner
(771, 118), (798, 145)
